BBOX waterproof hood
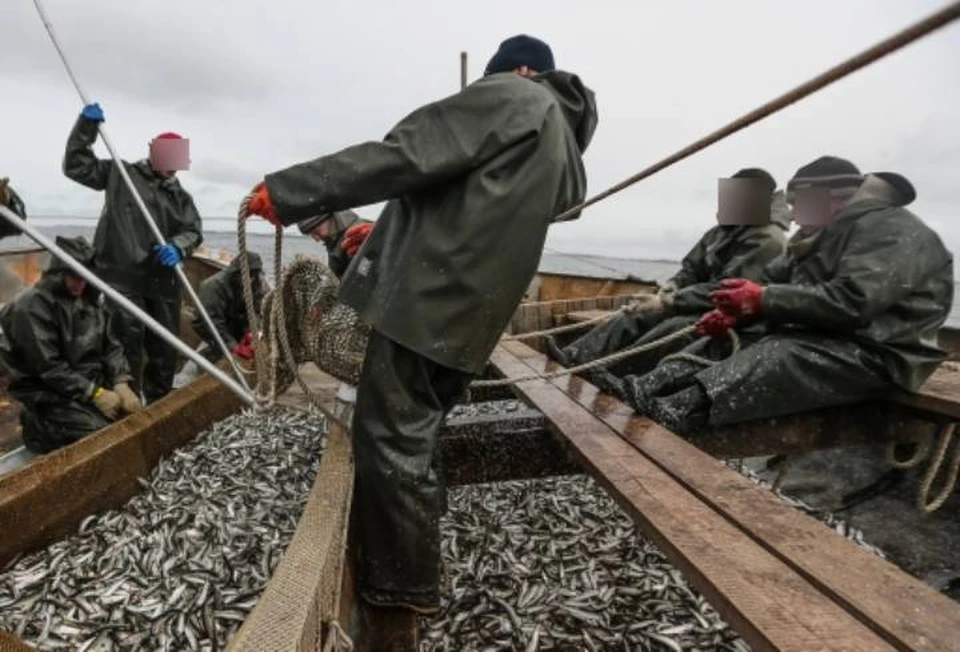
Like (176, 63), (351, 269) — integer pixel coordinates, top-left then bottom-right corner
(533, 70), (598, 153)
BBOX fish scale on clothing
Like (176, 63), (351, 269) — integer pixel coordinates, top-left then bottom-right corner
(0, 407), (327, 651)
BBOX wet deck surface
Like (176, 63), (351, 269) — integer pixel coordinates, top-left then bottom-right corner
(745, 447), (960, 600)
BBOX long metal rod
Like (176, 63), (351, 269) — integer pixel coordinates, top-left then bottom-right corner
(554, 0), (960, 221)
(31, 0), (251, 393)
(0, 206), (256, 407)
(460, 51), (468, 90)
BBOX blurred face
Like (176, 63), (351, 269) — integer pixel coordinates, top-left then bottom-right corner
(64, 274), (87, 297)
(789, 188), (848, 232)
(309, 219), (336, 242)
(716, 178), (772, 226)
(148, 137), (190, 177)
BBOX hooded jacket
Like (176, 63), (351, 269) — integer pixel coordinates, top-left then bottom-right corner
(63, 116), (203, 294)
(264, 70), (598, 372)
(192, 253), (265, 349)
(0, 236), (130, 408)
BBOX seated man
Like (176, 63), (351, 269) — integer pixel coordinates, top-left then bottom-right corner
(548, 167), (787, 376)
(0, 236), (141, 453)
(607, 156), (952, 434)
(297, 209), (372, 279)
(0, 177), (27, 238)
(174, 252), (265, 387)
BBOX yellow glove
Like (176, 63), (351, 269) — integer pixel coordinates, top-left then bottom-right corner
(113, 382), (143, 414)
(92, 387), (122, 420)
(0, 178), (11, 205)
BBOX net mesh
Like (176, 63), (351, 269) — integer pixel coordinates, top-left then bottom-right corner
(261, 256), (370, 394)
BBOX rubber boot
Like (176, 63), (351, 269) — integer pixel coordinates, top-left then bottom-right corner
(545, 336), (572, 367)
(646, 383), (711, 434)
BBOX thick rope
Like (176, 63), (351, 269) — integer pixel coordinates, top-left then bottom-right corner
(471, 324), (734, 388)
(550, 2), (960, 222)
(502, 305), (626, 340)
(884, 433), (934, 470)
(237, 196), (270, 398)
(916, 422), (960, 513)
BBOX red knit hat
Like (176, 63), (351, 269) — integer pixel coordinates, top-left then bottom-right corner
(154, 131), (183, 140)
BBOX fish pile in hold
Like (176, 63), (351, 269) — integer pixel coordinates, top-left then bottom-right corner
(423, 475), (749, 652)
(0, 407), (327, 651)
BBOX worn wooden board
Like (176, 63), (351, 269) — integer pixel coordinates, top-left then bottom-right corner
(894, 364), (960, 420)
(498, 341), (960, 652)
(225, 422), (358, 652)
(490, 345), (896, 652)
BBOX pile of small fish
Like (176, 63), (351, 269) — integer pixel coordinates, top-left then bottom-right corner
(423, 475), (748, 652)
(447, 399), (527, 420)
(0, 407), (327, 651)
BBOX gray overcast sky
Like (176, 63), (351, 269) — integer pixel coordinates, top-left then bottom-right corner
(1, 0), (958, 260)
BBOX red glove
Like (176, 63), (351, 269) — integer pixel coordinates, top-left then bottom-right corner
(341, 222), (373, 257)
(710, 278), (764, 317)
(239, 330), (253, 346)
(245, 182), (280, 226)
(232, 340), (255, 359)
(695, 309), (737, 338)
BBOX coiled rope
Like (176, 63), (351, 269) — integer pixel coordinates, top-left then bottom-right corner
(885, 423), (960, 513)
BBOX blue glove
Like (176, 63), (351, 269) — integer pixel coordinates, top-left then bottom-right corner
(82, 103), (104, 122)
(153, 243), (182, 267)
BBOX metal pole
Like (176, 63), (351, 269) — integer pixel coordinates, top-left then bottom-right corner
(0, 206), (256, 407)
(31, 0), (252, 393)
(553, 0), (960, 221)
(460, 51), (468, 90)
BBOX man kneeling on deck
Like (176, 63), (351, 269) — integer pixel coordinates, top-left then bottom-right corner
(602, 156), (953, 434)
(546, 168), (787, 377)
(244, 34), (597, 614)
(297, 209), (371, 280)
(0, 236), (141, 453)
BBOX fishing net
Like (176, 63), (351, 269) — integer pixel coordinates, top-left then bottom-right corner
(260, 256), (370, 394)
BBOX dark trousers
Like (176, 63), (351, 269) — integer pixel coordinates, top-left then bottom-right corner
(20, 399), (110, 454)
(352, 330), (472, 607)
(109, 288), (181, 403)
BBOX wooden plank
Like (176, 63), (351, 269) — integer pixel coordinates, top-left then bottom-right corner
(498, 341), (960, 652)
(689, 403), (935, 458)
(0, 631), (36, 651)
(490, 346), (896, 652)
(894, 364), (960, 420)
(0, 374), (243, 567)
(226, 422), (357, 652)
(440, 423), (577, 485)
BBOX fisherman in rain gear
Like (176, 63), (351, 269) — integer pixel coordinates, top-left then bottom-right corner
(191, 252), (265, 362)
(0, 236), (141, 454)
(297, 209), (372, 280)
(172, 252), (266, 388)
(63, 103), (203, 404)
(548, 168), (787, 377)
(605, 157), (953, 434)
(244, 34), (598, 613)
(0, 177), (27, 238)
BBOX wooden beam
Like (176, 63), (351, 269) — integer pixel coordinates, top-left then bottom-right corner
(498, 341), (960, 652)
(490, 344), (896, 652)
(226, 422), (358, 652)
(440, 423), (577, 485)
(894, 364), (960, 420)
